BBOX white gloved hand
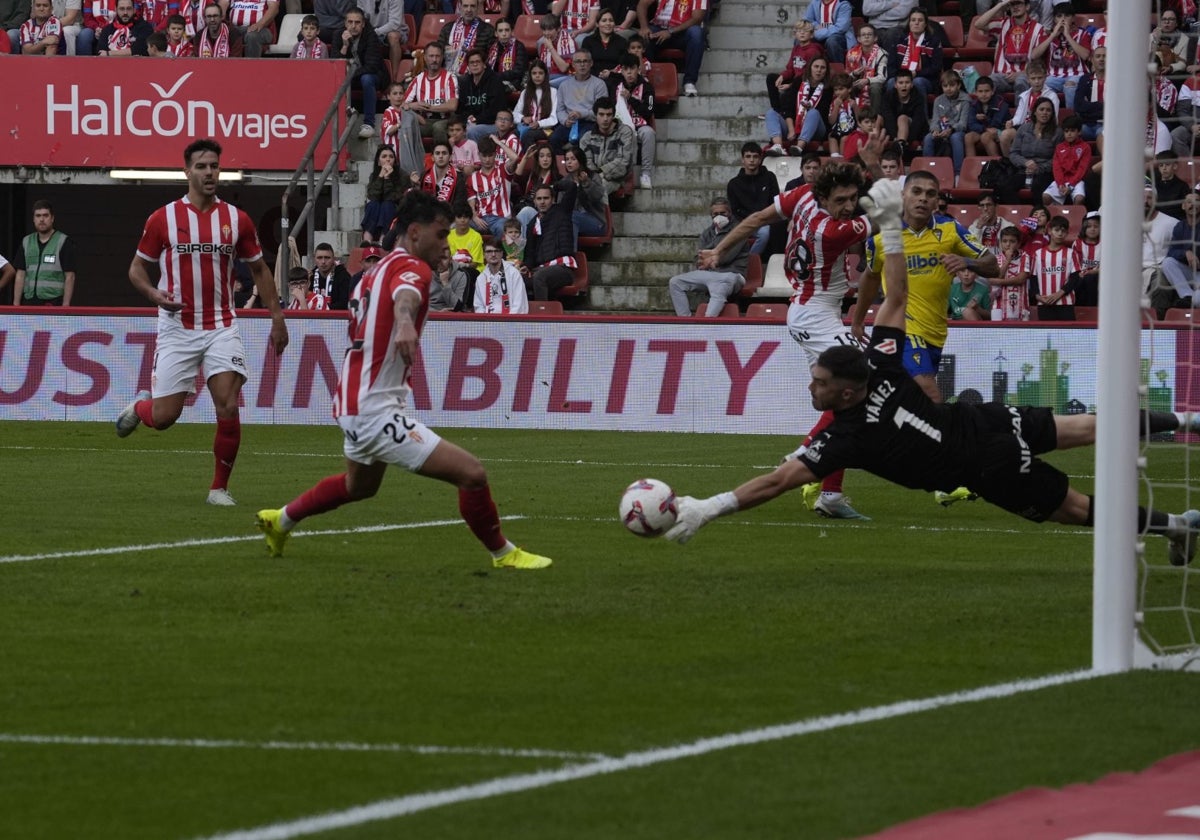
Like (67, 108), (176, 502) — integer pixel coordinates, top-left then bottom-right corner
(859, 178), (903, 232)
(664, 495), (717, 545)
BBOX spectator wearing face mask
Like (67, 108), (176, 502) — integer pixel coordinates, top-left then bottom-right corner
(668, 197), (751, 316)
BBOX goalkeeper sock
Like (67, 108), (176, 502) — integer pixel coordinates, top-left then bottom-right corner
(1137, 507), (1171, 536)
(285, 474), (352, 525)
(211, 416), (240, 490)
(459, 484), (508, 552)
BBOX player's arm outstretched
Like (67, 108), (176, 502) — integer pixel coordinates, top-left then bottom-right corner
(696, 203), (783, 270)
(666, 179), (908, 545)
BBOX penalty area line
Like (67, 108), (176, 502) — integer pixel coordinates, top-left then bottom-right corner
(0, 517), (524, 565)
(198, 669), (1101, 840)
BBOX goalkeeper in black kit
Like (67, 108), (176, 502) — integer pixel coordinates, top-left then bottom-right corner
(666, 178), (1200, 567)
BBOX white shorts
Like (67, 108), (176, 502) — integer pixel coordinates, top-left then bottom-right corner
(786, 301), (860, 367)
(1043, 181), (1085, 203)
(152, 321), (248, 398)
(338, 410), (443, 471)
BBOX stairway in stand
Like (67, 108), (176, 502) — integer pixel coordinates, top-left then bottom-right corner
(594, 0), (798, 312)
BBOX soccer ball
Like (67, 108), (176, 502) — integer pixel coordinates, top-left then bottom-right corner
(619, 478), (678, 538)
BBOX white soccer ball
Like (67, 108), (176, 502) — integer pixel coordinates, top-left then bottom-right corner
(619, 478), (678, 538)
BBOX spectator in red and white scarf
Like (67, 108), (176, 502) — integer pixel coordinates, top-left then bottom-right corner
(193, 1), (242, 54)
(290, 12), (326, 58)
(98, 0), (152, 54)
(440, 0), (493, 75)
(886, 8), (942, 101)
(487, 18), (528, 92)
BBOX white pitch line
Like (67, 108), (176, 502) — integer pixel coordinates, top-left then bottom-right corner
(0, 518), (513, 565)
(197, 669), (1101, 840)
(0, 733), (606, 762)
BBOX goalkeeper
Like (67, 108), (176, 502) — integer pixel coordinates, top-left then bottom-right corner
(666, 178), (1200, 566)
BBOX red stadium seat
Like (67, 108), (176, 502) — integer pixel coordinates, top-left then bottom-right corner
(1164, 309), (1196, 323)
(998, 204), (1034, 225)
(403, 13), (417, 50)
(1046, 204), (1084, 238)
(556, 252), (589, 297)
(946, 203), (980, 227)
(694, 303), (740, 318)
(416, 14), (455, 48)
(958, 24), (994, 61)
(346, 247), (364, 275)
(745, 302), (788, 321)
(649, 62), (679, 105)
(528, 299), (565, 315)
(931, 16), (964, 48)
(739, 253), (763, 298)
(513, 14), (541, 52)
(909, 156), (956, 190)
(952, 156), (994, 200)
(1179, 158), (1200, 188)
(578, 205), (613, 248)
(1073, 13), (1105, 30)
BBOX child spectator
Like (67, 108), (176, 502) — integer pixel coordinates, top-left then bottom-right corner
(1029, 2), (1091, 109)
(766, 56), (831, 156)
(1045, 113), (1090, 206)
(501, 217), (526, 265)
(447, 117), (481, 176)
(826, 73), (859, 157)
(924, 69), (970, 174)
(879, 147), (904, 183)
(617, 52), (656, 189)
(488, 20), (528, 92)
(421, 141), (468, 205)
(842, 108), (876, 162)
(362, 146), (411, 245)
(965, 76), (1009, 157)
(1154, 151), (1191, 221)
(1067, 210), (1100, 306)
(288, 266), (329, 310)
(448, 205), (485, 272)
(515, 60), (559, 148)
(19, 0), (61, 54)
(147, 29), (167, 53)
(1020, 206), (1050, 255)
(380, 81), (407, 162)
(948, 267), (991, 320)
(880, 68), (929, 159)
(468, 136), (519, 238)
(164, 12), (193, 55)
(625, 32), (651, 75)
(1026, 215), (1078, 306)
(538, 13), (576, 87)
(844, 22), (888, 113)
(291, 13), (326, 57)
(784, 151), (823, 191)
(768, 20), (825, 119)
(431, 251), (472, 312)
(992, 226), (1031, 321)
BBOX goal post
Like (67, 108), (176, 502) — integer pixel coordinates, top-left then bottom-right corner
(1092, 0), (1150, 672)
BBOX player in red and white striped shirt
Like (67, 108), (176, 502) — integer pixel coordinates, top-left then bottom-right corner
(698, 159), (888, 520)
(1024, 216), (1078, 306)
(254, 191), (552, 570)
(119, 139), (288, 506)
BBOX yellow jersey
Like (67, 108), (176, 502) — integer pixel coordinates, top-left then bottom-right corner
(866, 215), (987, 348)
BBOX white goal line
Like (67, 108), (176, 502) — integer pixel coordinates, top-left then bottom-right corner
(195, 669), (1102, 840)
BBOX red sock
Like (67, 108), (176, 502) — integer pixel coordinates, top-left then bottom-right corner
(458, 484), (507, 552)
(134, 399), (157, 428)
(211, 416), (240, 491)
(803, 410), (836, 445)
(804, 411), (842, 493)
(284, 474), (353, 523)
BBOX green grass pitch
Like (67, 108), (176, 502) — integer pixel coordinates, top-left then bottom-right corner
(2, 420), (1199, 839)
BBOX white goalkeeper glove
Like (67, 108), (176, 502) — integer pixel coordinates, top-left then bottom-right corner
(664, 493), (737, 545)
(860, 178), (904, 253)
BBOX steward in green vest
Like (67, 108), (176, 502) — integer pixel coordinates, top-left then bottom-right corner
(14, 201), (76, 306)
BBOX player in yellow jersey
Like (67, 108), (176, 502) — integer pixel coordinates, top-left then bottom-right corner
(852, 171), (998, 506)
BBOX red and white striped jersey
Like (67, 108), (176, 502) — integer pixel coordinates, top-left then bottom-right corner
(381, 105), (403, 159)
(468, 165), (512, 218)
(988, 16), (1044, 76)
(996, 249), (1030, 321)
(776, 184), (872, 308)
(558, 0), (596, 32)
(496, 130), (521, 157)
(138, 0), (172, 29)
(1044, 28), (1091, 78)
(167, 36), (194, 56)
(136, 196), (262, 331)
(179, 0), (202, 36)
(333, 248), (431, 418)
(19, 15), (60, 44)
(1071, 238), (1099, 275)
(650, 0), (706, 29)
(538, 29), (575, 76)
(227, 0), (268, 28)
(1028, 244), (1077, 305)
(404, 69), (459, 113)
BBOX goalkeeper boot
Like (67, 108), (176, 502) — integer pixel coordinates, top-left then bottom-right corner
(115, 390), (151, 438)
(934, 487), (979, 507)
(800, 482), (821, 510)
(814, 493), (870, 521)
(493, 547), (553, 570)
(256, 508), (290, 557)
(1168, 509), (1200, 567)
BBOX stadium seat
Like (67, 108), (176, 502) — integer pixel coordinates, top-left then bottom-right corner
(528, 299), (565, 315)
(908, 156), (956, 190)
(745, 302), (788, 321)
(393, 58), (414, 87)
(1074, 306), (1099, 322)
(946, 203), (980, 227)
(958, 24), (994, 61)
(579, 205), (613, 248)
(998, 204), (1033, 225)
(611, 168), (638, 200)
(403, 14), (416, 50)
(953, 156), (994, 201)
(739, 253), (763, 297)
(756, 254), (792, 298)
(1179, 158), (1200, 188)
(1046, 204), (1084, 238)
(513, 14), (541, 52)
(480, 13), (502, 26)
(649, 62), (679, 106)
(417, 14), (455, 48)
(931, 16), (964, 49)
(1073, 13), (1105, 30)
(1165, 309), (1196, 323)
(694, 303), (740, 318)
(346, 247), (364, 275)
(268, 13), (304, 55)
(763, 156), (798, 183)
(556, 252), (589, 297)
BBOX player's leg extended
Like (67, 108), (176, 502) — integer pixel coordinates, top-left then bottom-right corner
(205, 370), (247, 505)
(418, 439), (551, 569)
(1054, 411), (1200, 451)
(256, 460), (378, 557)
(1047, 489), (1200, 567)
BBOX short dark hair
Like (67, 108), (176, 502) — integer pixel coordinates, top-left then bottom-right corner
(974, 75), (994, 90)
(1157, 149), (1180, 162)
(594, 96), (615, 114)
(894, 68), (914, 80)
(907, 169), (940, 189)
(301, 13), (318, 27)
(147, 30), (167, 50)
(166, 12), (185, 25)
(393, 190), (454, 229)
(817, 345), (869, 386)
(464, 47), (486, 63)
(1061, 113), (1083, 131)
(344, 6), (364, 21)
(741, 141), (762, 156)
(446, 115), (466, 130)
(812, 161), (865, 203)
(1046, 215), (1069, 231)
(626, 32), (645, 47)
(451, 202), (472, 219)
(478, 136), (497, 156)
(184, 138), (222, 166)
(619, 52), (639, 69)
(314, 242), (335, 254)
(32, 199), (53, 214)
(288, 267), (309, 284)
(800, 151), (822, 168)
